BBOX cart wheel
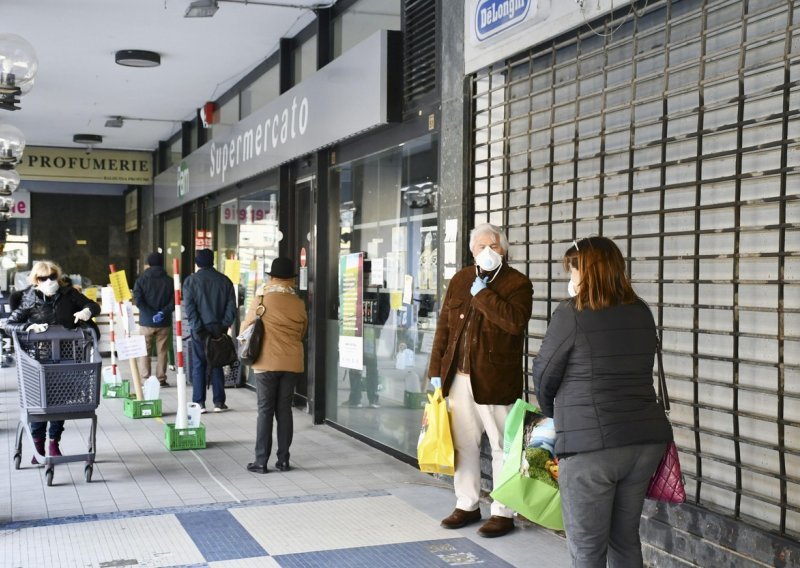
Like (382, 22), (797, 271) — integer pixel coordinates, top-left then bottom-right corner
(14, 453), (21, 470)
(84, 464), (93, 482)
(45, 467), (54, 486)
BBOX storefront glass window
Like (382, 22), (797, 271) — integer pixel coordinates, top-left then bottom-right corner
(215, 187), (280, 385)
(164, 216), (182, 277)
(328, 133), (438, 457)
(1, 217), (30, 291)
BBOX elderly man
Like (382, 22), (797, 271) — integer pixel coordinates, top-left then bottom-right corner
(428, 222), (533, 538)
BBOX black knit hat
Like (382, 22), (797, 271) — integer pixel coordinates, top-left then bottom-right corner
(195, 249), (214, 268)
(267, 257), (296, 279)
(146, 252), (163, 267)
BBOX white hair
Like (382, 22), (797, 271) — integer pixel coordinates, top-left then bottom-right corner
(469, 223), (510, 254)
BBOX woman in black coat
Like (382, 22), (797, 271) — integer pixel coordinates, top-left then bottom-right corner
(2, 260), (101, 462)
(533, 237), (672, 568)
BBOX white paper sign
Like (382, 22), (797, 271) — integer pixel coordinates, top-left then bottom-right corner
(444, 242), (457, 265)
(100, 286), (116, 315)
(116, 335), (147, 360)
(370, 258), (384, 286)
(339, 335), (364, 370)
(299, 266), (308, 291)
(403, 274), (413, 305)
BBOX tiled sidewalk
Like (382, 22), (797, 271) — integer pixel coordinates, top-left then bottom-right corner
(0, 365), (568, 567)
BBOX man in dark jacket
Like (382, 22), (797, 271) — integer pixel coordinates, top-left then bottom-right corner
(133, 252), (175, 387)
(428, 223), (533, 538)
(183, 249), (237, 413)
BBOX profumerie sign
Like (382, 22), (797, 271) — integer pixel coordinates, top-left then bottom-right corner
(154, 30), (401, 214)
(17, 147), (152, 185)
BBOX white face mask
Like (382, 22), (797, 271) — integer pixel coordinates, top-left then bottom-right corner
(38, 278), (60, 297)
(475, 246), (503, 272)
(567, 279), (578, 297)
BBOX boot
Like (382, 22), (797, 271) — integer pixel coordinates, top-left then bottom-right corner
(48, 439), (62, 457)
(31, 438), (45, 464)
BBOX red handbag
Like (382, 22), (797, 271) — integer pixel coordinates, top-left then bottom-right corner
(646, 340), (687, 504)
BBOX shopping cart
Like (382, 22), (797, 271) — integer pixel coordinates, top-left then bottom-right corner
(12, 325), (102, 486)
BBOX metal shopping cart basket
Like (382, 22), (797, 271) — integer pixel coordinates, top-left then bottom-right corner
(12, 325), (102, 486)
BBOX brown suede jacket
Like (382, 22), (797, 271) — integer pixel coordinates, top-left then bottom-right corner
(427, 263), (533, 405)
(241, 280), (307, 373)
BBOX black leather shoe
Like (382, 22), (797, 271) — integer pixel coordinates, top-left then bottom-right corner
(246, 462), (268, 474)
(275, 461), (291, 472)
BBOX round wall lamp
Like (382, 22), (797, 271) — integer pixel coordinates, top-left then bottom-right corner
(0, 123), (26, 165)
(0, 33), (38, 94)
(115, 49), (161, 68)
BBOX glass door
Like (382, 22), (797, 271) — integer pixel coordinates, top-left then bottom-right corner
(293, 176), (315, 407)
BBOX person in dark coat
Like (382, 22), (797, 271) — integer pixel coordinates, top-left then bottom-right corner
(182, 249), (237, 413)
(133, 252), (175, 387)
(533, 236), (673, 567)
(2, 260), (101, 462)
(428, 223), (533, 538)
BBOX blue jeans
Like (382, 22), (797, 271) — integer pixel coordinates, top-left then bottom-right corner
(190, 332), (226, 409)
(558, 443), (666, 568)
(30, 420), (64, 440)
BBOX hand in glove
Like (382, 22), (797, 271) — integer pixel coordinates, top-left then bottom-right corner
(152, 311), (165, 324)
(73, 307), (93, 323)
(470, 276), (489, 296)
(430, 376), (441, 389)
(28, 323), (49, 333)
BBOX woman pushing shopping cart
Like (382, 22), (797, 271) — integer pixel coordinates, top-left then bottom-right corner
(2, 260), (102, 486)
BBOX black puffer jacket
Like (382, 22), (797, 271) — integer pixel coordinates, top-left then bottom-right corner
(533, 298), (672, 456)
(2, 285), (101, 336)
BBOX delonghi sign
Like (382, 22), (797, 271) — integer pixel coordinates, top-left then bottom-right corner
(465, 0), (624, 74)
(475, 0), (532, 41)
(154, 30), (400, 214)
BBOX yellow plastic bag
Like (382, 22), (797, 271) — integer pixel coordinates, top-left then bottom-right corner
(416, 387), (455, 475)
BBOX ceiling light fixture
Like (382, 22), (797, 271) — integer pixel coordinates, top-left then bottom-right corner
(184, 1), (334, 18)
(115, 49), (161, 68)
(73, 134), (103, 154)
(185, 0), (219, 18)
(105, 116), (124, 128)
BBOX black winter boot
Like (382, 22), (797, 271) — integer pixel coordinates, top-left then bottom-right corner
(31, 438), (45, 464)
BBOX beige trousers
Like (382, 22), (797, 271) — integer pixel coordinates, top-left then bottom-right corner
(448, 372), (513, 517)
(137, 326), (170, 382)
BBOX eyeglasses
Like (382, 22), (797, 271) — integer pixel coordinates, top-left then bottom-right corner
(36, 273), (58, 282)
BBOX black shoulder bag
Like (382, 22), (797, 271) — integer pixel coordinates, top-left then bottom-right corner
(238, 298), (265, 365)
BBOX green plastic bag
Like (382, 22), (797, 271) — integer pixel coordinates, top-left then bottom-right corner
(491, 399), (564, 531)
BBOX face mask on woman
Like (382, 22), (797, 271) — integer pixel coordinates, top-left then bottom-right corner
(567, 279), (578, 297)
(475, 246), (503, 272)
(37, 278), (60, 297)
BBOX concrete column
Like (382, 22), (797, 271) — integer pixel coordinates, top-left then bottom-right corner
(438, 0), (469, 292)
